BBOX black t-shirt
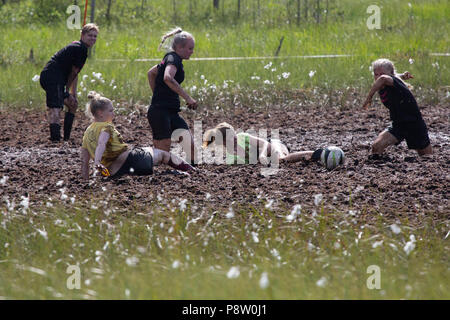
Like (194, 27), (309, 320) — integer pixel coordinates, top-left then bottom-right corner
(378, 76), (423, 123)
(41, 40), (88, 84)
(151, 52), (185, 111)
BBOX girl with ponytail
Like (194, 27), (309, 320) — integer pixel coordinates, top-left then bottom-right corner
(147, 27), (198, 165)
(81, 91), (195, 180)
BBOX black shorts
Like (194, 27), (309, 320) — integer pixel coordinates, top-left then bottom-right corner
(387, 119), (431, 150)
(147, 105), (189, 140)
(40, 72), (69, 109)
(114, 148), (153, 177)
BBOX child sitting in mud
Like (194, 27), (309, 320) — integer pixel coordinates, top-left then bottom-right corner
(81, 91), (194, 180)
(362, 58), (432, 157)
(202, 122), (323, 165)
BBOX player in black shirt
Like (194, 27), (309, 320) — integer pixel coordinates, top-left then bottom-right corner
(40, 23), (99, 142)
(363, 58), (432, 157)
(147, 28), (198, 165)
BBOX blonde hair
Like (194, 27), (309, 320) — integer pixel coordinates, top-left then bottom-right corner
(158, 27), (194, 51)
(203, 122), (236, 148)
(81, 23), (99, 35)
(85, 91), (111, 120)
(372, 58), (396, 75)
(372, 58), (413, 89)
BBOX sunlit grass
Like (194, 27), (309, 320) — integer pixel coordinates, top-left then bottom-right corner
(0, 197), (448, 299)
(0, 0), (448, 110)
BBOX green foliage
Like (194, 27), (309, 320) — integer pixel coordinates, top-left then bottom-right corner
(0, 0), (448, 110)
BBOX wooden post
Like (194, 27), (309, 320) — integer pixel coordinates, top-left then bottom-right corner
(257, 0), (260, 18)
(237, 0), (241, 19)
(297, 0), (301, 26)
(90, 0), (95, 23)
(172, 0), (177, 24)
(274, 36), (284, 57)
(106, 0), (112, 22)
(88, 0), (95, 57)
(315, 0), (320, 23)
(286, 0), (290, 25)
(304, 0), (308, 21)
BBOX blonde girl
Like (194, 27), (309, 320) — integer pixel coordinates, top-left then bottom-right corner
(202, 122), (323, 165)
(363, 58), (432, 157)
(147, 27), (198, 165)
(81, 92), (194, 180)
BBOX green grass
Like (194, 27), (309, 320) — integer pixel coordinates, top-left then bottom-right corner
(0, 0), (449, 300)
(0, 0), (448, 110)
(0, 199), (448, 299)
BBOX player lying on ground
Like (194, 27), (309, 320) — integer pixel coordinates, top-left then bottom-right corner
(40, 23), (99, 142)
(362, 58), (433, 157)
(147, 27), (199, 165)
(80, 92), (195, 180)
(202, 122), (323, 165)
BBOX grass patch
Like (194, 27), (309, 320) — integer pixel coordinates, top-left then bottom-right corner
(0, 0), (448, 109)
(0, 199), (448, 299)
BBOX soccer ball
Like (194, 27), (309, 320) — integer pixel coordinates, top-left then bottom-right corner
(320, 146), (345, 170)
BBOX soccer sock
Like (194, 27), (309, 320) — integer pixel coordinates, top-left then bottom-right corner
(168, 158), (194, 172)
(311, 148), (323, 162)
(63, 112), (75, 141)
(50, 123), (61, 142)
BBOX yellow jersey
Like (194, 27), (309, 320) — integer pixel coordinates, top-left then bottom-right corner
(82, 122), (128, 167)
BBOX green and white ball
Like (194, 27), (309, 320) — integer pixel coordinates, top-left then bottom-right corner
(320, 146), (345, 170)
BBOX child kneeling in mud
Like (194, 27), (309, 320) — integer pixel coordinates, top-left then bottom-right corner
(363, 58), (432, 157)
(202, 122), (323, 166)
(81, 91), (194, 180)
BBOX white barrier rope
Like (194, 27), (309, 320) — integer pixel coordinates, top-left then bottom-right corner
(96, 54), (354, 62)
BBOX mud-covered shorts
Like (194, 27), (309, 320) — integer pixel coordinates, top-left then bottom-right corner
(147, 105), (189, 140)
(39, 71), (69, 109)
(114, 148), (153, 176)
(387, 119), (431, 150)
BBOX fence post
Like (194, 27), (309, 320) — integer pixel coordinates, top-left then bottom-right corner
(304, 0), (308, 21)
(173, 0), (177, 24)
(315, 0), (320, 23)
(90, 0), (95, 23)
(237, 0), (241, 19)
(88, 0), (95, 57)
(106, 0), (112, 22)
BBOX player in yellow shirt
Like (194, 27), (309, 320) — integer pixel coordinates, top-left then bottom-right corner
(81, 91), (194, 180)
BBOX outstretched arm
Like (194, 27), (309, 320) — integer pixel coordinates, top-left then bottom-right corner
(362, 75), (394, 109)
(280, 151), (314, 163)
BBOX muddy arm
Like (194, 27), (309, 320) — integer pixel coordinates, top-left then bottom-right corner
(363, 75), (393, 108)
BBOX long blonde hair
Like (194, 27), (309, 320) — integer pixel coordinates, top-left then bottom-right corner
(158, 27), (194, 52)
(85, 91), (111, 120)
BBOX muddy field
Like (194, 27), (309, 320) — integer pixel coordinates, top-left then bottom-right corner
(1, 98), (449, 223)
